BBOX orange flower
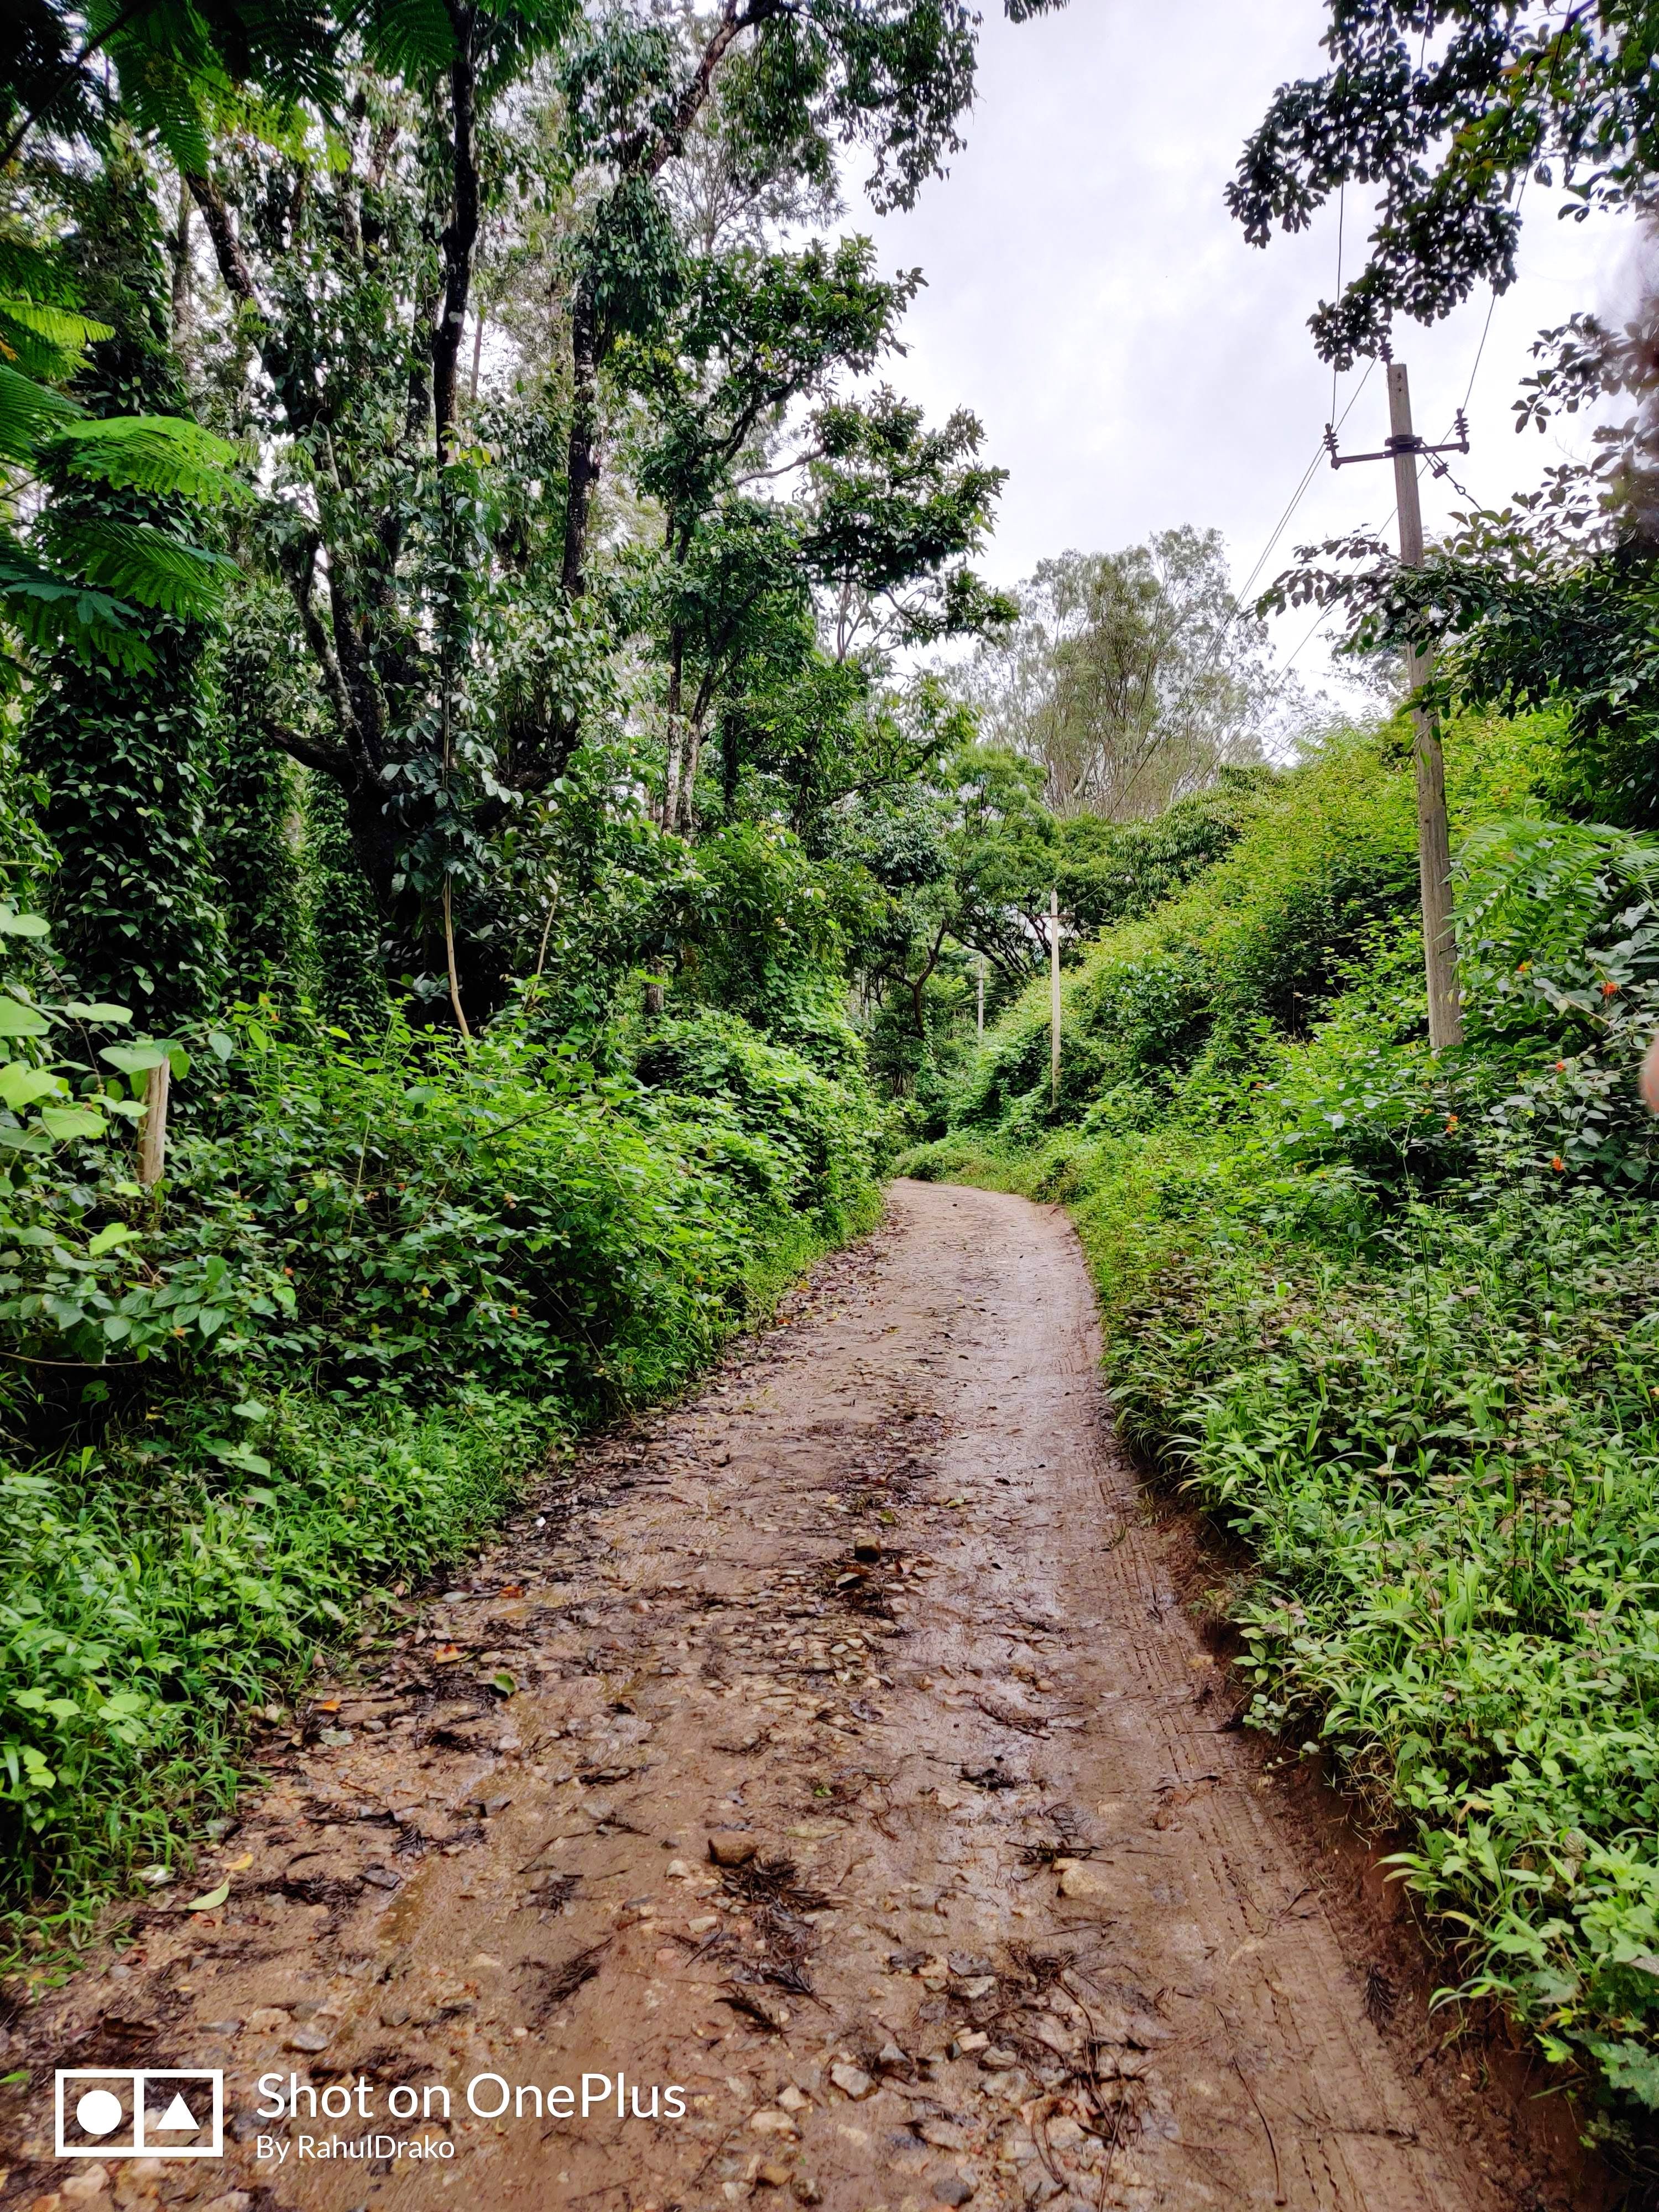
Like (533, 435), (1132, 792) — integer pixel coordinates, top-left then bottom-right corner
(1444, 1114), (1459, 1131)
(1554, 1060), (1566, 1072)
(1602, 980), (1620, 997)
(1551, 1155), (1566, 1171)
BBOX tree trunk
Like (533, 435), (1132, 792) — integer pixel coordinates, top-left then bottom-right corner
(662, 631), (685, 829)
(680, 713), (706, 834)
(432, 4), (479, 462)
(561, 276), (599, 598)
(169, 174), (192, 351)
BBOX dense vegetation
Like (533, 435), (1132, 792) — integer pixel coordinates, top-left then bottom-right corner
(905, 710), (1659, 2140)
(9, 0), (1659, 2167)
(0, 0), (1074, 1942)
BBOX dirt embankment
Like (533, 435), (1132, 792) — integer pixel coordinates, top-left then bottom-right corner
(0, 1181), (1609, 2211)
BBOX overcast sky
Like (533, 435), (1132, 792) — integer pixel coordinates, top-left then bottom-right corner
(854, 0), (1637, 693)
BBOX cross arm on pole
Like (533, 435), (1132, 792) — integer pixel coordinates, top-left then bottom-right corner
(1324, 410), (1469, 469)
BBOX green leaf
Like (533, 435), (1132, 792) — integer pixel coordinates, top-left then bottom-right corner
(0, 909), (49, 938)
(37, 1104), (107, 1140)
(87, 1224), (134, 1257)
(184, 1880), (229, 1912)
(0, 1065), (61, 1111)
(99, 1044), (168, 1074)
(0, 1000), (51, 1037)
(63, 1001), (132, 1024)
(0, 1127), (53, 1153)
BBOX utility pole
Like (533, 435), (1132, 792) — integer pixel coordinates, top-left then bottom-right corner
(976, 954), (985, 1043)
(1048, 889), (1061, 1108)
(1326, 363), (1465, 1051)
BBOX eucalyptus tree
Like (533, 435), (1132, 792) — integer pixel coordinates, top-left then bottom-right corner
(968, 529), (1271, 822)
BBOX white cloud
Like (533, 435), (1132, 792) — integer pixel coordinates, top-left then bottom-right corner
(855, 0), (1632, 688)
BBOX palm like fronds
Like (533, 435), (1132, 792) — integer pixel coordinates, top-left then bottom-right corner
(0, 265), (247, 677)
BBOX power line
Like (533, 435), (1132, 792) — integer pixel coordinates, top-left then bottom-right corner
(1459, 288), (1500, 420)
(1235, 358), (1377, 608)
(1331, 182), (1345, 430)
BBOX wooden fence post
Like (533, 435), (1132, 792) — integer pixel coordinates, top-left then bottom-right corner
(1049, 888), (1061, 1108)
(138, 1057), (170, 1187)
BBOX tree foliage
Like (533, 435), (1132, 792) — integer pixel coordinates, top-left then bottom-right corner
(963, 529), (1271, 821)
(1229, 1), (1659, 366)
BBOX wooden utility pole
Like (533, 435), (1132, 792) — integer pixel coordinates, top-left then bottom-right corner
(976, 955), (985, 1043)
(1048, 889), (1061, 1107)
(1327, 363), (1465, 1051)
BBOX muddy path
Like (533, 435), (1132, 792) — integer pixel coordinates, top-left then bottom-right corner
(2, 1182), (1605, 2212)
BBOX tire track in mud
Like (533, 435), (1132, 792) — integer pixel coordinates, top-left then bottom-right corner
(0, 1181), (1602, 2212)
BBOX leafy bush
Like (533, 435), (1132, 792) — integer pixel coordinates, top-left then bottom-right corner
(946, 713), (1561, 1139)
(633, 1008), (888, 1226)
(2, 1392), (538, 1902)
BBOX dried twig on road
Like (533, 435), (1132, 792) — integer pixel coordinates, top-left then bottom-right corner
(515, 1938), (612, 2023)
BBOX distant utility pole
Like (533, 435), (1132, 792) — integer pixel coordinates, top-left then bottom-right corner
(1326, 362), (1466, 1052)
(1048, 888), (1061, 1107)
(976, 954), (985, 1042)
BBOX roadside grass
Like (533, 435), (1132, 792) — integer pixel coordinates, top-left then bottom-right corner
(900, 712), (1659, 2136)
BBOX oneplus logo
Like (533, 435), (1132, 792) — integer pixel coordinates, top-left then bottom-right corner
(54, 2069), (225, 2159)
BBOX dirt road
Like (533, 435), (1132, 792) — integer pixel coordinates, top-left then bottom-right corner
(3, 1183), (1597, 2212)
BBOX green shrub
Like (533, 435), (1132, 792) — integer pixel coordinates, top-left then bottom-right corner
(1, 1390), (539, 1905)
(0, 983), (884, 1923)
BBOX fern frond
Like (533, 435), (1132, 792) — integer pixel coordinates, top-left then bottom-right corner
(0, 364), (81, 468)
(107, 46), (217, 173)
(51, 414), (248, 503)
(45, 514), (237, 619)
(0, 237), (80, 308)
(0, 299), (115, 353)
(361, 0), (458, 79)
(0, 547), (154, 674)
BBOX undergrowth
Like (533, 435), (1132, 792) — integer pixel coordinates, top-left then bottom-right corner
(906, 709), (1659, 2143)
(0, 989), (883, 1942)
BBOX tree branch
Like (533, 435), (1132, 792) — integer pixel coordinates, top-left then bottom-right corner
(0, 0), (152, 169)
(262, 718), (353, 784)
(640, 1), (780, 181)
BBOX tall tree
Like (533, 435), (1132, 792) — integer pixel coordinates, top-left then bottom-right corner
(966, 530), (1272, 821)
(21, 149), (226, 1025)
(555, 0), (1065, 602)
